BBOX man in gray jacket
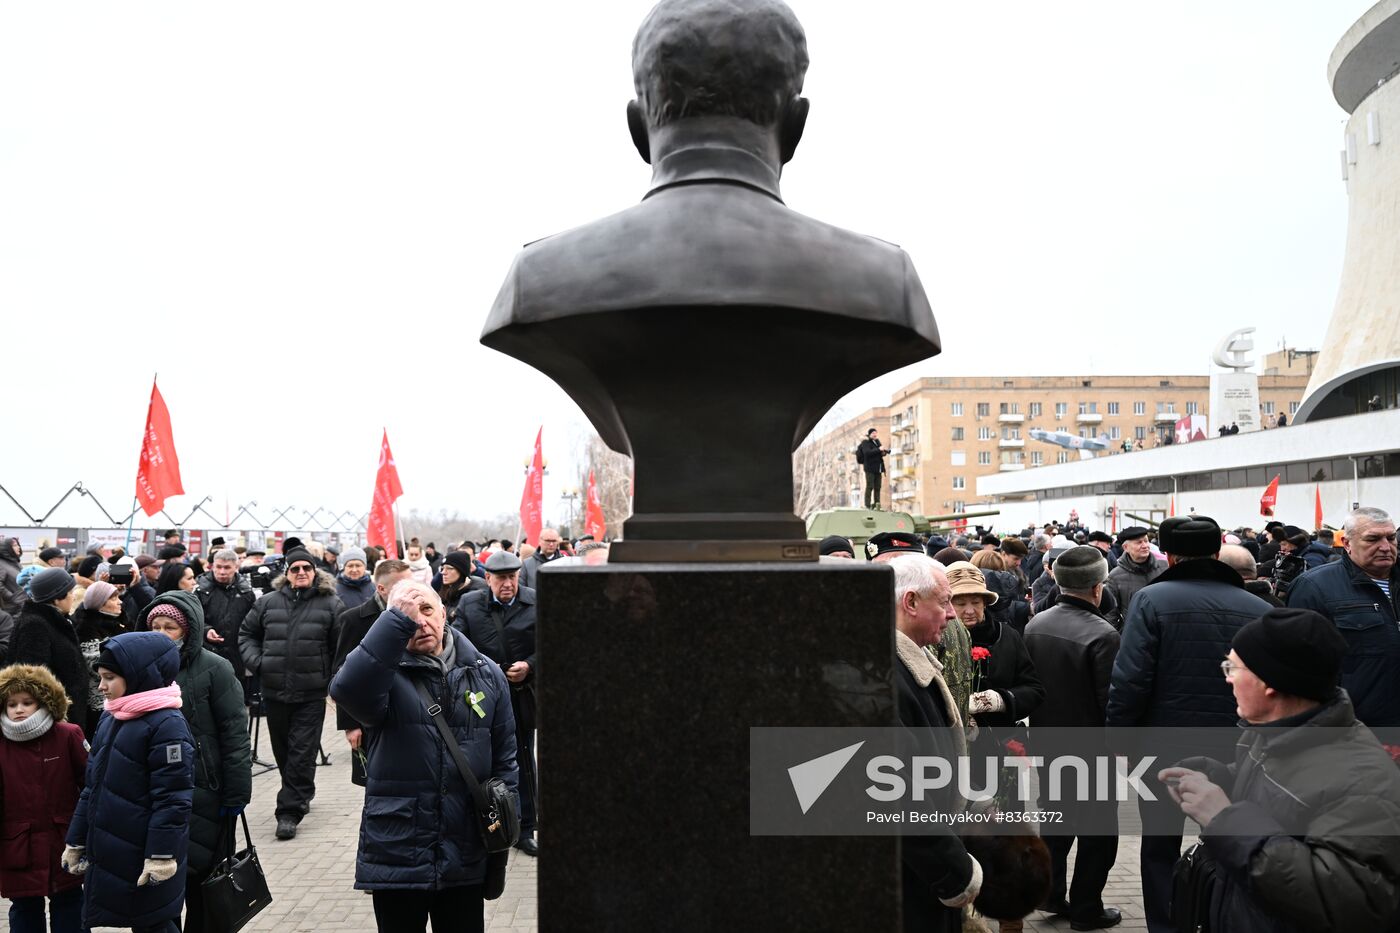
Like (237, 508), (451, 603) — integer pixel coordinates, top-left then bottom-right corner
(1160, 608), (1400, 932)
(1103, 526), (1165, 629)
(518, 528), (563, 590)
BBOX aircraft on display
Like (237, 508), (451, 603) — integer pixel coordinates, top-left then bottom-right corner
(1027, 429), (1112, 460)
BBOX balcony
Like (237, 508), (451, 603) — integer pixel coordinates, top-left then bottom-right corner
(998, 438), (1024, 448)
(1076, 412), (1103, 424)
(998, 463), (1026, 472)
(892, 490), (915, 501)
(997, 413), (1024, 423)
(1154, 412), (1179, 423)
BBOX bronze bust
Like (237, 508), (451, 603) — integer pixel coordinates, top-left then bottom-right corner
(482, 0), (940, 561)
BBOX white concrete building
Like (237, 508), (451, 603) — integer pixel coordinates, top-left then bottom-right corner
(1298, 0), (1400, 421)
(976, 410), (1400, 531)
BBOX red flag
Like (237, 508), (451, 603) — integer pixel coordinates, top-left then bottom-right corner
(1168, 496), (1176, 518)
(520, 428), (545, 548)
(1315, 485), (1324, 531)
(584, 470), (607, 540)
(135, 379), (184, 516)
(367, 430), (404, 559)
(1111, 500), (1118, 535)
(1260, 475), (1280, 517)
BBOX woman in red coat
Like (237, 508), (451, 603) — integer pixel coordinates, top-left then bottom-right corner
(0, 663), (88, 932)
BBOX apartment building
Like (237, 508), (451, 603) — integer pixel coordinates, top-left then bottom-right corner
(797, 354), (1309, 516)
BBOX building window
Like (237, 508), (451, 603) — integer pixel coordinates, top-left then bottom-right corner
(1107, 402), (1119, 415)
(1029, 402), (1042, 417)
(951, 450), (965, 466)
(1290, 401), (1300, 414)
(1000, 452), (1023, 465)
(998, 402), (1020, 414)
(978, 426), (994, 440)
(952, 500), (966, 513)
(978, 451), (992, 465)
(1078, 401), (1098, 414)
(1031, 451), (1043, 466)
(1135, 426), (1146, 441)
(1157, 401), (1177, 413)
(1057, 451), (1069, 464)
(1186, 401), (1199, 415)
(976, 402), (990, 417)
(952, 476), (965, 490)
(951, 402), (963, 416)
(1001, 427), (1021, 439)
(1110, 426), (1121, 440)
(1133, 401), (1146, 415)
(1054, 402), (1067, 418)
(951, 427), (964, 441)
(1264, 401), (1275, 415)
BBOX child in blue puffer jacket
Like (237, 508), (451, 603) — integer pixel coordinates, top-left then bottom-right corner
(62, 631), (194, 933)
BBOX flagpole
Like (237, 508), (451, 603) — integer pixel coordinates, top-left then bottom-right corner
(122, 496), (139, 551)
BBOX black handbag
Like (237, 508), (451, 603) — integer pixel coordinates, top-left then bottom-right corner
(414, 680), (520, 855)
(201, 813), (273, 933)
(1170, 841), (1219, 933)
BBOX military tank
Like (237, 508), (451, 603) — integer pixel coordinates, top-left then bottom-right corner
(805, 508), (1001, 561)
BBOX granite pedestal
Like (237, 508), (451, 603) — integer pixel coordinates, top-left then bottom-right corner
(535, 561), (900, 931)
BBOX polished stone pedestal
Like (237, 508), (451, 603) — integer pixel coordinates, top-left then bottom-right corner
(535, 561), (899, 931)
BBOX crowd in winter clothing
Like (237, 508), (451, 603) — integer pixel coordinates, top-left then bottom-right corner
(828, 503), (1400, 933)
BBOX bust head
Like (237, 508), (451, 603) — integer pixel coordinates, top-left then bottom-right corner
(628, 0), (810, 166)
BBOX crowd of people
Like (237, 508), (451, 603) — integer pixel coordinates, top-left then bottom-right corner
(0, 527), (599, 932)
(0, 506), (1395, 931)
(819, 504), (1400, 932)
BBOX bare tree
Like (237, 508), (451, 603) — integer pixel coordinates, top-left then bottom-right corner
(793, 407), (859, 518)
(571, 432), (632, 541)
(398, 508), (517, 550)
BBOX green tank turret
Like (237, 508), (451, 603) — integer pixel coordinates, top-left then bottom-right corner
(805, 508), (1001, 561)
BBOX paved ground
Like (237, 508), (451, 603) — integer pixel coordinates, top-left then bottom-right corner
(4, 701), (1159, 931)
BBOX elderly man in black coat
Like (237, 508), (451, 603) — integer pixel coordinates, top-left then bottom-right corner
(1024, 547), (1122, 930)
(454, 551), (539, 856)
(1107, 516), (1270, 933)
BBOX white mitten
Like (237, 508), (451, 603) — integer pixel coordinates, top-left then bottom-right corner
(60, 845), (88, 875)
(968, 690), (1006, 715)
(136, 858), (178, 886)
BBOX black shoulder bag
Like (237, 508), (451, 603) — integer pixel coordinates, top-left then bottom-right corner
(1170, 840), (1219, 933)
(413, 679), (520, 854)
(201, 812), (273, 933)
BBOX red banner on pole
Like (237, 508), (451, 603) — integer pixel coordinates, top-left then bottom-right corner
(367, 430), (404, 559)
(584, 470), (607, 541)
(1315, 485), (1324, 531)
(1259, 475), (1281, 517)
(136, 379), (184, 516)
(520, 428), (545, 548)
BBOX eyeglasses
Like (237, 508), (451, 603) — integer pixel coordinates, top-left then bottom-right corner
(1220, 659), (1238, 678)
(288, 564), (315, 574)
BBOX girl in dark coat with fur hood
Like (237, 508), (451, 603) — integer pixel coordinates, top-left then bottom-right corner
(63, 631), (195, 933)
(0, 663), (89, 932)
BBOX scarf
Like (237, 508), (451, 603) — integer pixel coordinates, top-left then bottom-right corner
(105, 684), (183, 720)
(1, 707), (54, 742)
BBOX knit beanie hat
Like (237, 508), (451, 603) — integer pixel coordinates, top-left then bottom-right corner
(1231, 608), (1347, 701)
(1054, 546), (1109, 591)
(283, 548), (315, 570)
(83, 581), (118, 612)
(148, 602), (191, 638)
(338, 547), (367, 571)
(818, 535), (853, 557)
(442, 550), (476, 576)
(38, 547), (64, 563)
(31, 568), (77, 604)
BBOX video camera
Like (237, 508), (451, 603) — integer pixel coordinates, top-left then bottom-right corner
(240, 563), (277, 594)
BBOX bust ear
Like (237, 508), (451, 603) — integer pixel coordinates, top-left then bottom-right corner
(627, 101), (651, 164)
(778, 96), (809, 164)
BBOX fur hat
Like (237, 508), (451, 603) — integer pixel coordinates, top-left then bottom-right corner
(1000, 537), (1028, 558)
(0, 663), (72, 722)
(944, 561), (998, 605)
(963, 823), (1052, 920)
(1159, 516), (1222, 558)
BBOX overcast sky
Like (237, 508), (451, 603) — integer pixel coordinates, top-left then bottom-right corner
(0, 1), (1374, 530)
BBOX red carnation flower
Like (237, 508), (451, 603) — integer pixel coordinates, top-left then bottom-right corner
(970, 647), (991, 662)
(1384, 743), (1400, 765)
(1004, 739), (1026, 757)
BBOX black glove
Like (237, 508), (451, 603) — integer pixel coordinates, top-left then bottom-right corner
(483, 850), (509, 900)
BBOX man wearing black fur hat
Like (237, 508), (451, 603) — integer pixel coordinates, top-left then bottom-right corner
(1106, 515), (1270, 933)
(1159, 608), (1400, 932)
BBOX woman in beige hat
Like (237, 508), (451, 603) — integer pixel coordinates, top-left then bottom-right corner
(946, 561), (1044, 770)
